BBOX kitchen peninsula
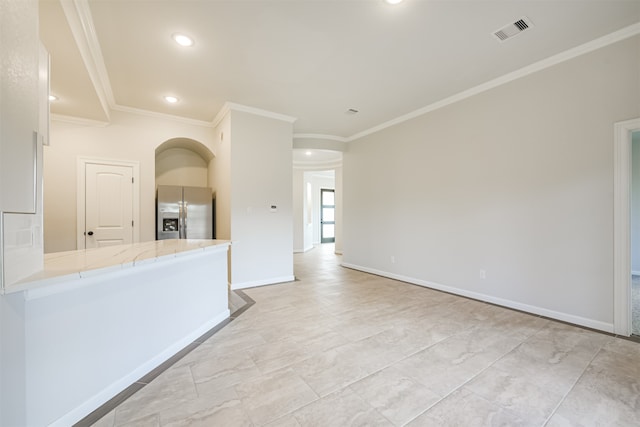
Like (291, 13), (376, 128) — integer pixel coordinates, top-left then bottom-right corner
(4, 239), (231, 426)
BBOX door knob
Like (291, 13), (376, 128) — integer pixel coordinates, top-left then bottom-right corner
(87, 231), (94, 236)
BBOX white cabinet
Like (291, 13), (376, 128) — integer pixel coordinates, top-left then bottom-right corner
(0, 0), (45, 289)
(39, 43), (50, 147)
(0, 0), (40, 214)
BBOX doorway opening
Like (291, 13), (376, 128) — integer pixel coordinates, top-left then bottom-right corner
(320, 189), (335, 244)
(614, 118), (640, 337)
(630, 130), (640, 335)
(292, 147), (343, 254)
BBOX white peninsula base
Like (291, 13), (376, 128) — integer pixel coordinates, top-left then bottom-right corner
(4, 239), (230, 426)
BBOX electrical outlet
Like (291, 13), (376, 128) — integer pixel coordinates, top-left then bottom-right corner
(479, 269), (486, 279)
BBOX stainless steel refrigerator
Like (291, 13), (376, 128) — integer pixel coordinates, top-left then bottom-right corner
(156, 185), (213, 240)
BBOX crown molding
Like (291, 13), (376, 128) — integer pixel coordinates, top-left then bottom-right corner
(347, 22), (640, 142)
(231, 102), (298, 123)
(293, 158), (343, 171)
(293, 133), (347, 142)
(211, 103), (232, 128)
(51, 114), (109, 127)
(111, 104), (214, 128)
(293, 136), (348, 153)
(51, 108), (213, 128)
(212, 102), (297, 128)
(61, 0), (114, 121)
(306, 170), (337, 179)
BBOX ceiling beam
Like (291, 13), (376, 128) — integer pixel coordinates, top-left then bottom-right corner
(60, 0), (114, 121)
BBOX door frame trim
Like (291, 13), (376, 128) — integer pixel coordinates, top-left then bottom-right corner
(77, 157), (140, 250)
(613, 118), (640, 336)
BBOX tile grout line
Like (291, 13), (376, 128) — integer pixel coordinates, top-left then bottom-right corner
(539, 341), (608, 427)
(80, 246), (640, 427)
(248, 373), (322, 427)
(399, 330), (538, 426)
(346, 386), (397, 427)
(436, 320), (599, 426)
(252, 290), (519, 425)
(282, 325), (476, 426)
(73, 290), (256, 427)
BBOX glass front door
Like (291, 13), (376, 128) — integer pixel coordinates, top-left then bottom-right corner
(320, 189), (335, 243)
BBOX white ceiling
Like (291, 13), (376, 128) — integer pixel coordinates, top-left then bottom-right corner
(40, 0), (640, 139)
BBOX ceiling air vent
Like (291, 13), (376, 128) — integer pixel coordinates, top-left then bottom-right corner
(493, 16), (533, 42)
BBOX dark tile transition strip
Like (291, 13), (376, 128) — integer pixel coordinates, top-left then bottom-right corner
(74, 290), (256, 427)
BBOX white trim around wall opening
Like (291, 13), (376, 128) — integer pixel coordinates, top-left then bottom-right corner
(613, 118), (640, 336)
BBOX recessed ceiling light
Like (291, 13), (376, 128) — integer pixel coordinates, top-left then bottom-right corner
(305, 151), (312, 156)
(164, 96), (179, 103)
(49, 95), (58, 101)
(384, 0), (404, 4)
(172, 33), (194, 47)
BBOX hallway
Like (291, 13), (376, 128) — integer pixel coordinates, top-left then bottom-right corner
(91, 244), (640, 426)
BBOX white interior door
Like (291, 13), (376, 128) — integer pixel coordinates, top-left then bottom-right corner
(84, 163), (134, 249)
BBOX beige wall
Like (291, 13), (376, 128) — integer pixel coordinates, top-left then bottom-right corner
(229, 110), (294, 288)
(343, 35), (640, 331)
(44, 110), (214, 253)
(211, 112), (231, 240)
(209, 108), (294, 287)
(155, 147), (208, 188)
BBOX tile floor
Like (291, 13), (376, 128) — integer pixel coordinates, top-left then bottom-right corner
(90, 244), (640, 426)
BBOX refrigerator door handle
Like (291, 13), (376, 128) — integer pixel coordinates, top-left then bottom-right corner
(178, 202), (184, 239)
(183, 202), (188, 239)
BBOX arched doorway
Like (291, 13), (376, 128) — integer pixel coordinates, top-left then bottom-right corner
(155, 138), (216, 239)
(155, 137), (215, 188)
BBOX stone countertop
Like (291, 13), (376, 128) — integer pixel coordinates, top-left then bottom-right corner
(4, 239), (230, 295)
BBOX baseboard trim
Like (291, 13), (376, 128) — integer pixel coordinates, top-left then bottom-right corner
(231, 275), (296, 290)
(341, 263), (614, 333)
